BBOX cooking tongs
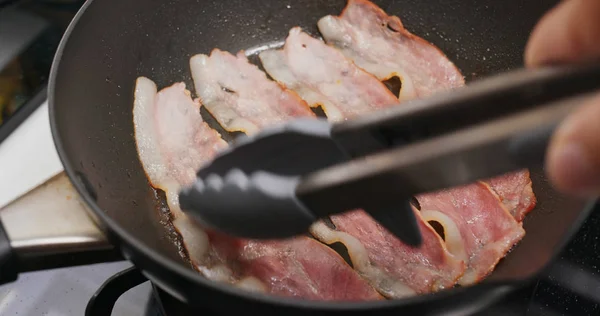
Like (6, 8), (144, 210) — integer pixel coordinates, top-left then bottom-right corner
(179, 64), (600, 246)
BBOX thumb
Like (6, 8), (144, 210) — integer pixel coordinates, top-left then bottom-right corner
(525, 0), (600, 67)
(547, 94), (600, 197)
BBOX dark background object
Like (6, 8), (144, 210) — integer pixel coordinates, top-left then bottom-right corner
(0, 0), (85, 144)
(21, 0), (597, 314)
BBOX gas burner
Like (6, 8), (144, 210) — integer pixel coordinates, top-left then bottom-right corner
(84, 267), (218, 316)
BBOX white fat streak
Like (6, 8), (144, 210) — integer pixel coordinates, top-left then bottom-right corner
(309, 222), (416, 298)
(197, 262), (267, 293)
(190, 54), (260, 134)
(458, 220), (525, 286)
(259, 49), (343, 122)
(163, 181), (183, 218)
(317, 16), (416, 101)
(173, 216), (210, 263)
(420, 210), (467, 263)
(258, 50), (297, 91)
(316, 16), (345, 47)
(235, 277), (267, 293)
(133, 77), (167, 186)
(198, 264), (234, 282)
(133, 77), (210, 263)
(458, 269), (478, 286)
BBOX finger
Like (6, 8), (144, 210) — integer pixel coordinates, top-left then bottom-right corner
(547, 93), (600, 197)
(525, 0), (600, 67)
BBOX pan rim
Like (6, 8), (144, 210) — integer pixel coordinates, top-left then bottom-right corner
(46, 0), (597, 311)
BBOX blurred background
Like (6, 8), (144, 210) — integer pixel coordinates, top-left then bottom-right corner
(0, 0), (82, 141)
(0, 1), (155, 315)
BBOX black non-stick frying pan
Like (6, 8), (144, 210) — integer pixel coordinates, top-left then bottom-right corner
(0, 0), (596, 315)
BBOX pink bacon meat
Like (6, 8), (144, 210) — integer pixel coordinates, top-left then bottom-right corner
(259, 27), (399, 122)
(258, 27), (465, 298)
(417, 183), (525, 285)
(133, 77), (381, 301)
(311, 212), (464, 297)
(317, 0), (465, 101)
(208, 231), (383, 300)
(486, 170), (537, 221)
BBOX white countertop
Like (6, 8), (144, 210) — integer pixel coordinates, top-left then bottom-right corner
(0, 102), (151, 316)
(0, 102), (62, 208)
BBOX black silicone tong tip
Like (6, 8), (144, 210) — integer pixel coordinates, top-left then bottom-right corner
(366, 201), (423, 247)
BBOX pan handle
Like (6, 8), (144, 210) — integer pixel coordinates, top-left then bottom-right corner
(0, 172), (121, 284)
(0, 219), (18, 283)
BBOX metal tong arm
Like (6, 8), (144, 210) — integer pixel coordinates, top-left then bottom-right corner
(332, 64), (600, 158)
(299, 64), (600, 208)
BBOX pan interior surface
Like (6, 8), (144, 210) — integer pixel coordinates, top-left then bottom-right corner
(49, 0), (583, 309)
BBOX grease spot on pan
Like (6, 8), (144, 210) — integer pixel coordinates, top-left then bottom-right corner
(243, 40), (284, 57)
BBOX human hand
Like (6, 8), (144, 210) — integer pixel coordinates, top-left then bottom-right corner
(526, 0), (600, 197)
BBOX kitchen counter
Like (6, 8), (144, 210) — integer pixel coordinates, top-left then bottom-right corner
(0, 101), (151, 316)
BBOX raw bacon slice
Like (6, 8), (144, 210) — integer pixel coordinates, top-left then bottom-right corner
(190, 49), (314, 135)
(417, 182), (525, 285)
(259, 27), (399, 122)
(486, 170), (537, 222)
(133, 77), (381, 301)
(317, 0), (464, 101)
(310, 210), (464, 298)
(133, 76), (228, 269)
(208, 231), (383, 300)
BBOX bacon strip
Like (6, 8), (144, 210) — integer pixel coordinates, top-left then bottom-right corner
(317, 0), (464, 101)
(259, 27), (399, 122)
(208, 231), (383, 300)
(190, 49), (314, 135)
(417, 182), (525, 285)
(134, 76), (381, 301)
(486, 170), (537, 221)
(310, 211), (464, 298)
(133, 77), (226, 268)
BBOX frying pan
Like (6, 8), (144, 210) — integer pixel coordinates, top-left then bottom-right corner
(0, 0), (595, 315)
